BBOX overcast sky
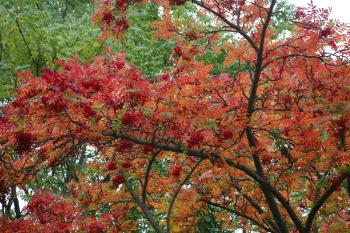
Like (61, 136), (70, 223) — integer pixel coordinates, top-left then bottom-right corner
(289, 0), (350, 22)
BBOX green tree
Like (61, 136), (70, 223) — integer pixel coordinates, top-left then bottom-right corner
(0, 0), (101, 100)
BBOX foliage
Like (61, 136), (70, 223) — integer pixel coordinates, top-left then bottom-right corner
(0, 0), (101, 100)
(107, 2), (175, 77)
(0, 0), (350, 233)
(0, 3), (175, 226)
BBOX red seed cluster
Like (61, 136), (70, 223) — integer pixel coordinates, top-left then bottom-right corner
(14, 131), (34, 154)
(115, 0), (128, 10)
(81, 103), (96, 117)
(169, 0), (187, 6)
(106, 161), (117, 171)
(118, 140), (134, 151)
(115, 17), (129, 31)
(102, 11), (115, 24)
(121, 111), (144, 127)
(319, 27), (333, 39)
(112, 175), (125, 187)
(187, 131), (204, 148)
(187, 156), (196, 163)
(170, 165), (183, 177)
(261, 155), (272, 166)
(295, 7), (306, 19)
(185, 31), (198, 41)
(174, 46), (183, 57)
(143, 145), (155, 154)
(121, 161), (132, 169)
(221, 129), (233, 140)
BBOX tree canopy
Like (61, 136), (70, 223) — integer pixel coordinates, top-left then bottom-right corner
(0, 0), (350, 232)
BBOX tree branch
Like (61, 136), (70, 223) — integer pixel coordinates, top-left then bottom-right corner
(205, 200), (275, 233)
(122, 169), (164, 233)
(105, 131), (305, 232)
(235, 163), (305, 233)
(191, 0), (259, 52)
(305, 173), (350, 232)
(229, 175), (264, 214)
(142, 149), (162, 204)
(166, 158), (203, 233)
(243, 0), (291, 232)
(15, 19), (33, 59)
(12, 186), (21, 219)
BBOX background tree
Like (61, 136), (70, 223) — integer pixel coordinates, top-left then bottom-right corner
(0, 0), (101, 100)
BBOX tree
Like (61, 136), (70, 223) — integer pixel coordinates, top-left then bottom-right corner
(0, 0), (350, 232)
(0, 2), (174, 226)
(0, 0), (101, 100)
